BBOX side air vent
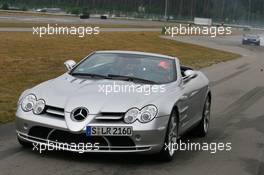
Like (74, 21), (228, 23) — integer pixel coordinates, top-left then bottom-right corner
(95, 112), (125, 120)
(45, 106), (64, 118)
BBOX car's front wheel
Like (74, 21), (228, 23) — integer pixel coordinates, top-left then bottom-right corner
(194, 96), (211, 137)
(159, 109), (178, 161)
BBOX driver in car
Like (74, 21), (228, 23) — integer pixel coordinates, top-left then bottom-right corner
(118, 58), (141, 77)
(156, 61), (171, 82)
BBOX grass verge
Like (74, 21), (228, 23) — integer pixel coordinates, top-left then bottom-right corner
(0, 32), (240, 123)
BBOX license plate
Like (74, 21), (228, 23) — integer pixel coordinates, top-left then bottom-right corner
(86, 126), (133, 136)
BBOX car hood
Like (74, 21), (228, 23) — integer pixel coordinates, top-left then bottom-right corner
(29, 73), (171, 114)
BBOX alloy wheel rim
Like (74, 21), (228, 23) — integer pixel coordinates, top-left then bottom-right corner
(203, 98), (211, 133)
(168, 115), (177, 156)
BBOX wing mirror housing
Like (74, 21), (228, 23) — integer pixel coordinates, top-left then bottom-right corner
(183, 70), (197, 82)
(64, 60), (76, 71)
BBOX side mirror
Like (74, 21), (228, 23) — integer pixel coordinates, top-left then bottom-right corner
(183, 70), (197, 82)
(64, 60), (76, 71)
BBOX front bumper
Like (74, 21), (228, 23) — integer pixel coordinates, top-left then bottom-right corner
(16, 113), (169, 153)
(242, 39), (260, 45)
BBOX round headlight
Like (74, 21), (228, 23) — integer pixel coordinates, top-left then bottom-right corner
(21, 94), (37, 112)
(33, 99), (46, 115)
(138, 105), (158, 123)
(124, 108), (140, 124)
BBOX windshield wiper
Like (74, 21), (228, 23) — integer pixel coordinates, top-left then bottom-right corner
(71, 73), (158, 84)
(71, 73), (111, 79)
(107, 74), (157, 84)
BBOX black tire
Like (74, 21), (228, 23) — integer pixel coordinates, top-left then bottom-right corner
(159, 109), (178, 161)
(194, 96), (211, 137)
(17, 136), (32, 148)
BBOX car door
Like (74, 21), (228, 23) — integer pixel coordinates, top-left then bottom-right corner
(178, 75), (203, 133)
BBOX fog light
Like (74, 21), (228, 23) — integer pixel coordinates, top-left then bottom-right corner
(23, 123), (28, 130)
(135, 134), (141, 141)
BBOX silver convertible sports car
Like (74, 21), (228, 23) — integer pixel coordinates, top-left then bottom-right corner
(16, 51), (211, 161)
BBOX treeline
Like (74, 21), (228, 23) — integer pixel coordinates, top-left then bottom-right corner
(1, 0), (264, 24)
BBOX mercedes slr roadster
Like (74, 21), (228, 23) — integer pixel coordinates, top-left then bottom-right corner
(242, 34), (261, 46)
(16, 51), (211, 161)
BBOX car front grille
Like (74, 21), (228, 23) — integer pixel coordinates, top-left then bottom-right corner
(95, 112), (125, 121)
(49, 130), (108, 146)
(43, 106), (125, 122)
(44, 105), (64, 118)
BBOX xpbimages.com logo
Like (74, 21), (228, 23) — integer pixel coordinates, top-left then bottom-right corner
(98, 82), (166, 95)
(164, 140), (232, 154)
(164, 24), (232, 38)
(32, 141), (100, 153)
(32, 24), (100, 37)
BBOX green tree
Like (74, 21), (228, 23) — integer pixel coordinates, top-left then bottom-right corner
(1, 2), (9, 10)
(82, 7), (89, 14)
(21, 6), (28, 11)
(71, 7), (80, 15)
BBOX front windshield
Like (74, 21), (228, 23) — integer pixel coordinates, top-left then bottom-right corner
(71, 53), (177, 84)
(245, 34), (259, 39)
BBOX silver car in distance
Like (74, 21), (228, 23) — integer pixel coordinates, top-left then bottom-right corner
(16, 51), (211, 161)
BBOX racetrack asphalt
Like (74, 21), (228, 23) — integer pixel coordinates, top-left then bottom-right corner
(0, 34), (264, 175)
